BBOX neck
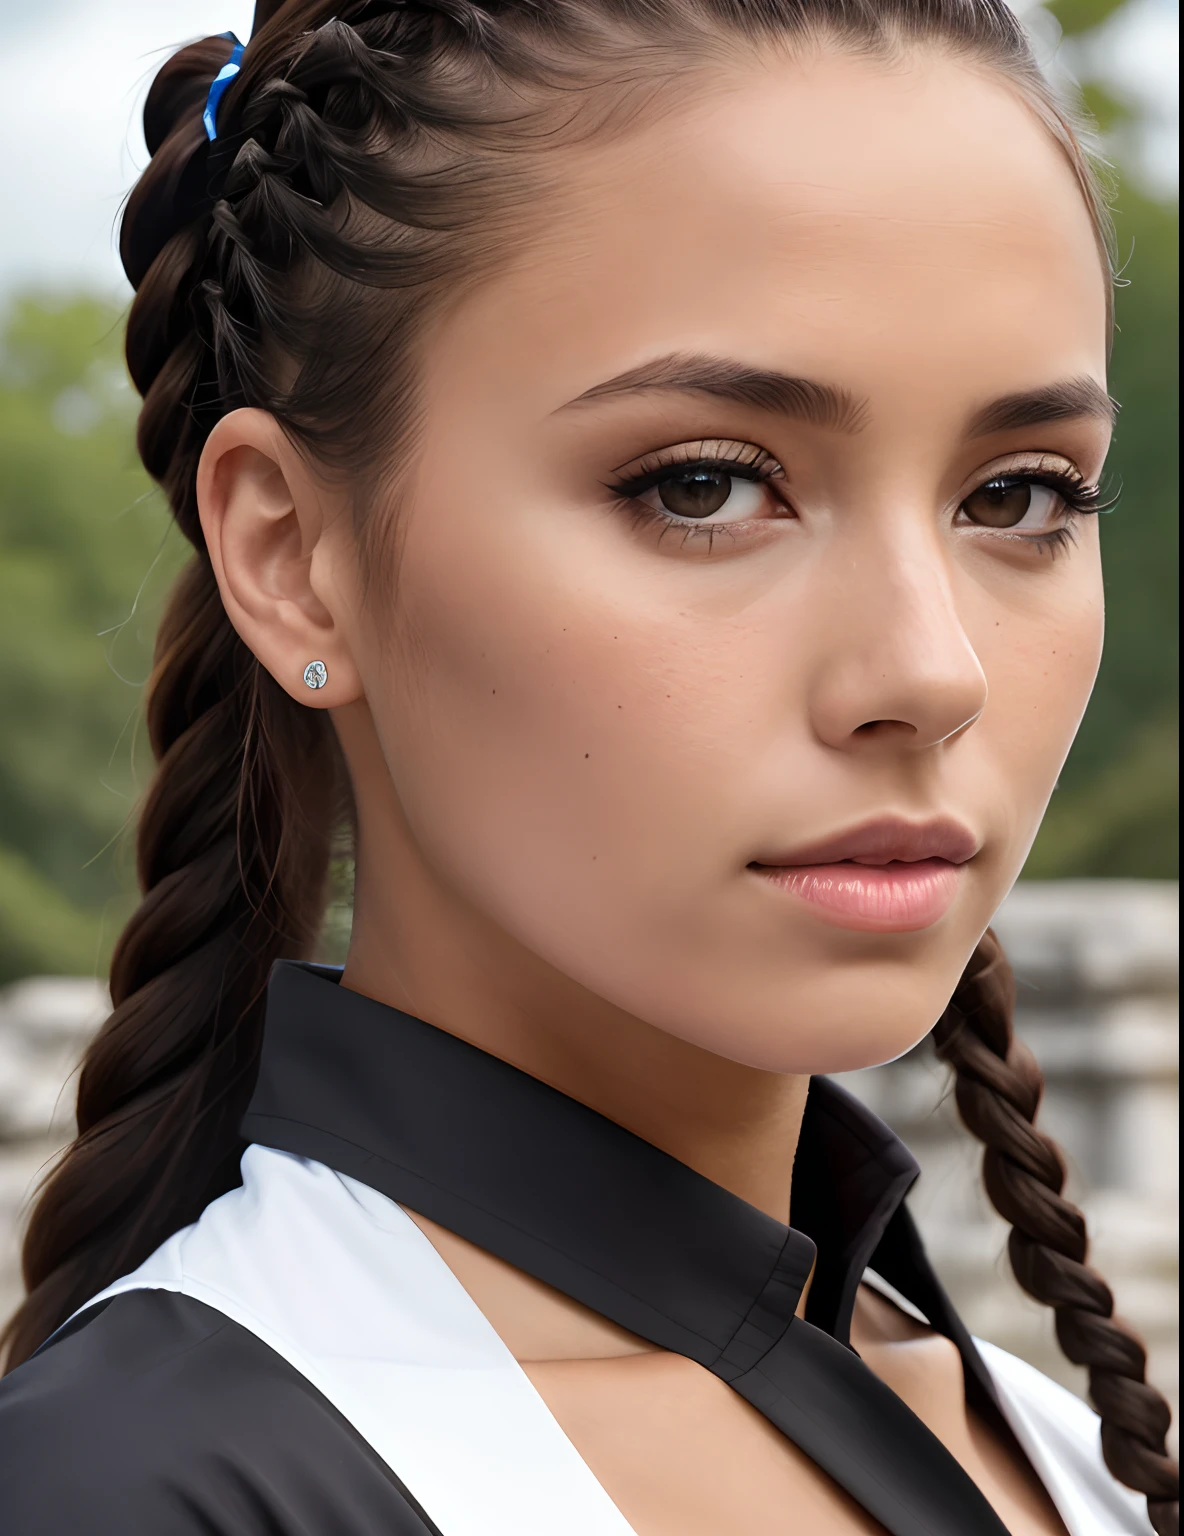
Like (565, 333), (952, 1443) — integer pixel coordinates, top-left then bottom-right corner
(342, 833), (809, 1228)
(337, 748), (816, 1365)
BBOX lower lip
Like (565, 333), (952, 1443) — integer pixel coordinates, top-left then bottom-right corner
(753, 858), (963, 931)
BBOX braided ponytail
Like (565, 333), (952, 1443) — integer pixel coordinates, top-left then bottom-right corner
(0, 560), (338, 1369)
(935, 934), (1180, 1535)
(0, 34), (342, 1370)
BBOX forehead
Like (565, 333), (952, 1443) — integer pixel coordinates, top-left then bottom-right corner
(428, 48), (1108, 420)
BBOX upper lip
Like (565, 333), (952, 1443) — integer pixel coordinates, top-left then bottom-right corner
(752, 816), (980, 868)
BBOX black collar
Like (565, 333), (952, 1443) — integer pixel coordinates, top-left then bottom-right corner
(243, 960), (1010, 1536)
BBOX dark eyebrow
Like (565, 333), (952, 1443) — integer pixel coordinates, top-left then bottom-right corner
(967, 377), (1118, 437)
(558, 352), (868, 433)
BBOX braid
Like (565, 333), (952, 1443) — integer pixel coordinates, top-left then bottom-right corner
(0, 34), (342, 1371)
(2, 562), (337, 1367)
(935, 933), (1179, 1535)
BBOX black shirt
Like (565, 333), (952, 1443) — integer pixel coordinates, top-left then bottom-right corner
(0, 961), (1014, 1535)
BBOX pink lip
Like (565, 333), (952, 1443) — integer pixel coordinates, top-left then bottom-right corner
(749, 816), (978, 932)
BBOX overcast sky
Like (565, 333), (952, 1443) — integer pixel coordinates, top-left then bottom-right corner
(0, 0), (1176, 300)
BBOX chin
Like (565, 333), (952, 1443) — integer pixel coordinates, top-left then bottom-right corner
(640, 963), (960, 1077)
(703, 1022), (939, 1078)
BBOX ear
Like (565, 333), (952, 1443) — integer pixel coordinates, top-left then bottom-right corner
(196, 408), (364, 708)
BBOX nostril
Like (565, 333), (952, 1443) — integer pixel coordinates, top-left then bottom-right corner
(854, 719), (917, 737)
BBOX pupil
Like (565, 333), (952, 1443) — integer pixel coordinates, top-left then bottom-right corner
(659, 469), (730, 519)
(967, 479), (1032, 528)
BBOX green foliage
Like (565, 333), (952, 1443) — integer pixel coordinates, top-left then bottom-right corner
(1026, 716), (1179, 876)
(0, 846), (107, 981)
(1078, 79), (1130, 135)
(1046, 0), (1128, 37)
(0, 295), (184, 981)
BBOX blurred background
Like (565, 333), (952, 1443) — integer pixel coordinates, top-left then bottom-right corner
(0, 0), (1177, 1443)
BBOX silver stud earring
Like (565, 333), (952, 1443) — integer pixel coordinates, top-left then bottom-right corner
(303, 660), (328, 691)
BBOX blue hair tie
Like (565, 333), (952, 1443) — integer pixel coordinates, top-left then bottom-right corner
(203, 33), (246, 141)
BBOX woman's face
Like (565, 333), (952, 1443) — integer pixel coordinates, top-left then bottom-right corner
(337, 48), (1110, 1072)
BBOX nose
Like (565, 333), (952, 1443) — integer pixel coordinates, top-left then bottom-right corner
(806, 541), (988, 754)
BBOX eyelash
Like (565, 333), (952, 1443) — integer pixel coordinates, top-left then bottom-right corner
(606, 444), (784, 551)
(607, 448), (1117, 556)
(996, 473), (1118, 557)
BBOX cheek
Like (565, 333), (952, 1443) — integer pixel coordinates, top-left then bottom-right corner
(381, 510), (774, 916)
(972, 536), (1104, 850)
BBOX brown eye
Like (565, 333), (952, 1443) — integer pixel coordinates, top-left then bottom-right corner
(639, 467), (772, 523)
(961, 477), (1057, 530)
(658, 469), (732, 519)
(617, 445), (785, 527)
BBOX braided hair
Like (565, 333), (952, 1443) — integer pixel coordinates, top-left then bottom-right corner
(2, 3), (1176, 1528)
(935, 932), (1179, 1534)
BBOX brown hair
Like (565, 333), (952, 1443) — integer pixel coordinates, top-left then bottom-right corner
(2, 2), (1176, 1529)
(935, 933), (1179, 1533)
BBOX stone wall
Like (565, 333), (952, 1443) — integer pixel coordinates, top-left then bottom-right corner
(1, 881), (1178, 1455)
(0, 974), (108, 1328)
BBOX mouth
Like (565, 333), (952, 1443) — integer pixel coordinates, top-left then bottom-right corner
(748, 816), (978, 933)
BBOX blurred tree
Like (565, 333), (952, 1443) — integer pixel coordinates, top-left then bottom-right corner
(1045, 0), (1131, 39)
(0, 1), (1176, 979)
(0, 296), (181, 981)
